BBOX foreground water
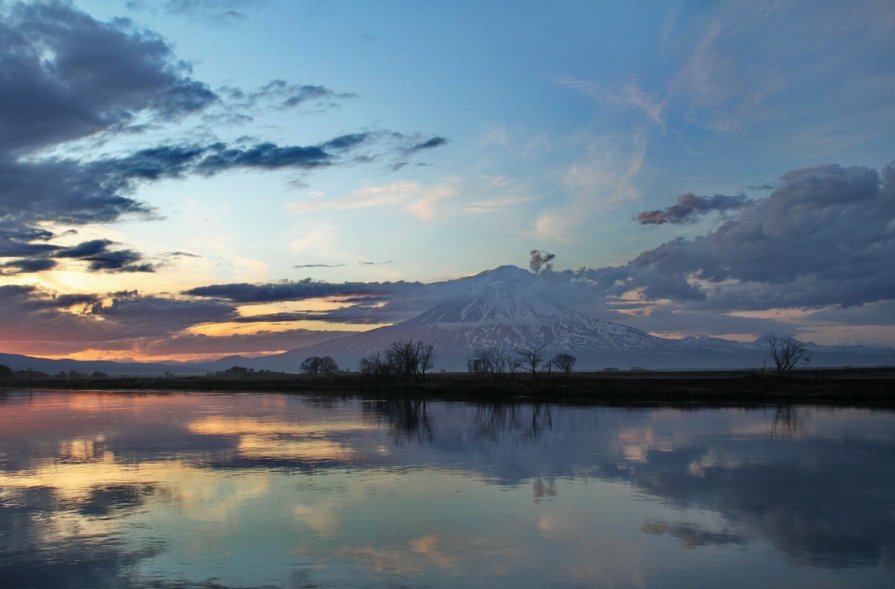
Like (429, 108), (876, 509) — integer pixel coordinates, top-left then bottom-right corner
(1, 390), (894, 588)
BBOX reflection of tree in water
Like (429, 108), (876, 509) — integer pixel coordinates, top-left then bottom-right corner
(368, 399), (433, 444)
(770, 406), (805, 440)
(475, 402), (553, 441)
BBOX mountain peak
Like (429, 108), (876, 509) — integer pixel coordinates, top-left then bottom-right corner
(467, 265), (534, 284)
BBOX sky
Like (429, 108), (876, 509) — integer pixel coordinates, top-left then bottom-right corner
(0, 0), (894, 362)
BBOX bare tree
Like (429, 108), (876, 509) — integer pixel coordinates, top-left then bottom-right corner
(360, 352), (391, 378)
(416, 341), (436, 381)
(516, 345), (546, 386)
(766, 335), (808, 375)
(550, 353), (576, 374)
(363, 341), (436, 382)
(469, 347), (512, 383)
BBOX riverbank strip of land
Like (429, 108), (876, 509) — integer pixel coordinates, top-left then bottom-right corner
(3, 367), (894, 406)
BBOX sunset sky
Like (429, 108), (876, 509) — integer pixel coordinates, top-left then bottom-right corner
(1, 0), (894, 362)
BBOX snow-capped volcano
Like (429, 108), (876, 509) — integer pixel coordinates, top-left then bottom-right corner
(260, 265), (676, 370)
(200, 265), (893, 372)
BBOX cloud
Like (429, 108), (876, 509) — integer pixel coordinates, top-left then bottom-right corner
(0, 2), (444, 279)
(184, 278), (424, 304)
(290, 180), (459, 221)
(637, 193), (750, 224)
(55, 240), (116, 259)
(578, 161), (895, 317)
(218, 80), (357, 114)
(0, 284), (241, 356)
(0, 258), (57, 275)
(294, 263), (346, 269)
(186, 157), (895, 345)
(536, 133), (647, 240)
(405, 136), (448, 153)
(464, 196), (536, 214)
(557, 77), (665, 127)
(82, 249), (153, 273)
(51, 239), (154, 273)
(127, 0), (257, 24)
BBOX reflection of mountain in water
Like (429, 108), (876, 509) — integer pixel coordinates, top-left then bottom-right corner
(358, 402), (895, 569)
(2, 391), (894, 584)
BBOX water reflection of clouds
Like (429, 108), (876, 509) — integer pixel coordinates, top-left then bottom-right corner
(2, 392), (895, 587)
(189, 416), (379, 465)
(339, 532), (458, 575)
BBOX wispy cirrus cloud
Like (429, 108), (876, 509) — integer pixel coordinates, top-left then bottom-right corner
(557, 76), (666, 128)
(535, 132), (647, 241)
(289, 180), (460, 222)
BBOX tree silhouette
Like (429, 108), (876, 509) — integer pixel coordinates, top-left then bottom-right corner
(516, 345), (546, 387)
(766, 335), (808, 375)
(550, 353), (576, 374)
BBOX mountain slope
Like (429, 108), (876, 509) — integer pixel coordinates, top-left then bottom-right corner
(251, 266), (681, 370)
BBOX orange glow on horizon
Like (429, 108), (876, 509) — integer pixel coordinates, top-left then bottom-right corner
(186, 319), (389, 337)
(40, 348), (291, 364)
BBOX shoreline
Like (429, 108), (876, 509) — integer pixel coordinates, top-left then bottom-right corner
(3, 367), (895, 407)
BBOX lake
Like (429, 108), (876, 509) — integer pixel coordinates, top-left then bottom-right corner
(1, 390), (894, 588)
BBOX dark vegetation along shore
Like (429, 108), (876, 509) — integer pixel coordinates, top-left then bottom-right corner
(2, 367), (895, 407)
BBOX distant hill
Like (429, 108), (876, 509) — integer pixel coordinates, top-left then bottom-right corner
(0, 352), (192, 376)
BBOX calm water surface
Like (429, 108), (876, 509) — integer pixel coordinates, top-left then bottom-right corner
(1, 390), (894, 588)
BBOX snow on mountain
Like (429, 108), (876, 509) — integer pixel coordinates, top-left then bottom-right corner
(3, 265), (891, 374)
(252, 266), (680, 371)
(211, 266), (895, 372)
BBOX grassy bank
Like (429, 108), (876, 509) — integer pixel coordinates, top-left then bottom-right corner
(3, 367), (894, 406)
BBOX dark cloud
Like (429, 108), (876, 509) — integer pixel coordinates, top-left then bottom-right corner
(405, 136), (448, 153)
(0, 2), (205, 264)
(83, 250), (153, 273)
(0, 2), (442, 277)
(0, 2), (213, 154)
(586, 162), (895, 310)
(637, 193), (750, 225)
(321, 133), (371, 151)
(52, 240), (154, 273)
(0, 285), (236, 356)
(0, 258), (57, 275)
(294, 263), (346, 268)
(194, 142), (331, 172)
(184, 278), (424, 303)
(230, 305), (395, 325)
(96, 295), (236, 334)
(55, 240), (115, 259)
(0, 224), (60, 257)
